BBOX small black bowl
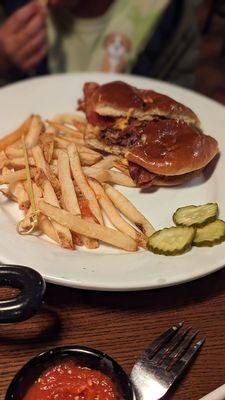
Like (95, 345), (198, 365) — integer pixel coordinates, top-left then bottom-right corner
(5, 345), (135, 400)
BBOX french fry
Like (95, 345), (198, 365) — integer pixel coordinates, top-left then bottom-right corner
(83, 167), (135, 187)
(72, 232), (84, 247)
(107, 170), (135, 186)
(25, 115), (44, 149)
(77, 145), (101, 156)
(5, 140), (22, 152)
(53, 145), (102, 157)
(51, 113), (81, 125)
(32, 145), (48, 173)
(38, 200), (137, 252)
(2, 166), (11, 174)
(39, 132), (55, 164)
(0, 188), (17, 202)
(0, 168), (36, 184)
(54, 136), (89, 150)
(83, 167), (109, 183)
(50, 163), (58, 176)
(51, 158), (58, 167)
(104, 184), (155, 237)
(54, 136), (69, 149)
(4, 156), (35, 170)
(39, 213), (59, 243)
(48, 121), (83, 137)
(10, 181), (30, 211)
(5, 147), (32, 158)
(55, 137), (95, 156)
(50, 149), (101, 176)
(67, 143), (104, 225)
(73, 119), (86, 132)
(88, 179), (147, 248)
(17, 207), (33, 230)
(79, 152), (102, 166)
(40, 176), (73, 249)
(92, 155), (118, 170)
(58, 150), (80, 215)
(57, 147), (82, 248)
(73, 115), (87, 124)
(32, 182), (59, 244)
(75, 185), (99, 249)
(113, 161), (130, 176)
(0, 116), (32, 151)
(46, 125), (57, 135)
(58, 131), (84, 140)
(0, 151), (8, 170)
(77, 146), (102, 165)
(32, 145), (61, 200)
(59, 135), (86, 146)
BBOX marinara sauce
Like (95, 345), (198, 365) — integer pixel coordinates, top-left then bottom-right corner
(23, 361), (120, 400)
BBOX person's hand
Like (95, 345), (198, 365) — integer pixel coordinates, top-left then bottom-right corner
(0, 1), (48, 76)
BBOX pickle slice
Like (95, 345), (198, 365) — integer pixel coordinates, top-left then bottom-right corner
(148, 226), (195, 256)
(193, 219), (225, 247)
(173, 203), (218, 228)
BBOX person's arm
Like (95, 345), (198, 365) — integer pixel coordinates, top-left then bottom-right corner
(0, 1), (48, 77)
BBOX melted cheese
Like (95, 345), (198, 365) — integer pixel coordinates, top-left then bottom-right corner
(114, 118), (129, 130)
(114, 108), (134, 130)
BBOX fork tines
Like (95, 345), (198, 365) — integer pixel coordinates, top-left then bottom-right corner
(145, 322), (205, 376)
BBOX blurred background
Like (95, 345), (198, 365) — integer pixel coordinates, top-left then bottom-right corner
(196, 0), (225, 104)
(0, 0), (224, 104)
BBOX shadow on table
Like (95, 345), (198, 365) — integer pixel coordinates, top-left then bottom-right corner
(1, 267), (224, 345)
(46, 267), (225, 313)
(0, 306), (61, 345)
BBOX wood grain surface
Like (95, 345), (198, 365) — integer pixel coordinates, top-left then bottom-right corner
(1, 268), (225, 400)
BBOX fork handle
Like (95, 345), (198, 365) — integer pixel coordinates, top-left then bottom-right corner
(199, 384), (225, 400)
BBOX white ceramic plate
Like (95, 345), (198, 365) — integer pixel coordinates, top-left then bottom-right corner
(0, 72), (225, 291)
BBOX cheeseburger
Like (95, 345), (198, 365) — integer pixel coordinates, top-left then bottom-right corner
(79, 81), (219, 187)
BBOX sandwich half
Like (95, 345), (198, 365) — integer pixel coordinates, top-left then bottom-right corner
(79, 81), (219, 187)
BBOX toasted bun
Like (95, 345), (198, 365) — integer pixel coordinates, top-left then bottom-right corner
(94, 81), (143, 115)
(152, 170), (203, 186)
(89, 81), (200, 126)
(126, 120), (219, 176)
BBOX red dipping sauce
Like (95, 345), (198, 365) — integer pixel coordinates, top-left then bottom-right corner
(23, 361), (121, 400)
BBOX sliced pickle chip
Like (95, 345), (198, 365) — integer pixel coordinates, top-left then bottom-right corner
(193, 219), (225, 247)
(173, 203), (218, 228)
(148, 226), (195, 256)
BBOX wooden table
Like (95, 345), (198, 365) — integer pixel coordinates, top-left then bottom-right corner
(1, 267), (225, 400)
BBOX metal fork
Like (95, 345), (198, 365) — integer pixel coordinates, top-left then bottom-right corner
(130, 322), (205, 400)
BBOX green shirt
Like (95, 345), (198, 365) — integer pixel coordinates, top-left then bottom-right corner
(48, 0), (169, 74)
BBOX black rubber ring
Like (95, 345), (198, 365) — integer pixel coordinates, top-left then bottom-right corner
(0, 265), (46, 323)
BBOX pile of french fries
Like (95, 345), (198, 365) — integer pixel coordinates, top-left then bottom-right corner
(0, 113), (155, 252)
